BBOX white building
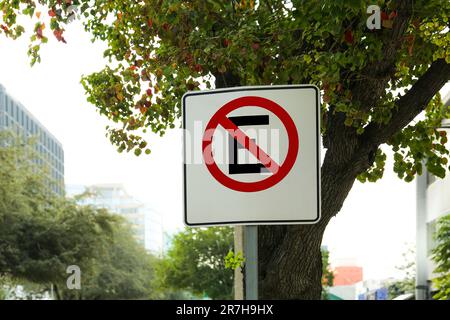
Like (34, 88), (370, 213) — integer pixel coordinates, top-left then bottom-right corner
(416, 92), (450, 299)
(67, 184), (164, 256)
(329, 282), (366, 300)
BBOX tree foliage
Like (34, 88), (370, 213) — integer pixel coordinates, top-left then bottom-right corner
(0, 132), (115, 285)
(158, 227), (234, 300)
(321, 247), (334, 299)
(432, 214), (450, 300)
(58, 219), (159, 300)
(1, 0), (449, 180)
(0, 132), (158, 299)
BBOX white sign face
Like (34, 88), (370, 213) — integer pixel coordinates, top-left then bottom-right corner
(183, 85), (320, 226)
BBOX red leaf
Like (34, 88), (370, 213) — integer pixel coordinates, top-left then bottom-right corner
(404, 35), (415, 43)
(381, 11), (389, 21)
(194, 64), (203, 73)
(48, 9), (56, 17)
(139, 107), (148, 115)
(36, 26), (44, 39)
(223, 39), (230, 47)
(251, 42), (260, 50)
(344, 30), (354, 44)
(146, 89), (152, 96)
(53, 29), (66, 43)
(389, 11), (397, 19)
(185, 53), (193, 66)
(408, 41), (414, 56)
(147, 19), (153, 29)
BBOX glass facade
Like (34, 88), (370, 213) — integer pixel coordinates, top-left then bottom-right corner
(66, 184), (164, 255)
(0, 84), (65, 195)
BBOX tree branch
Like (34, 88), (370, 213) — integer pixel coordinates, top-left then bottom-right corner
(364, 58), (450, 145)
(213, 71), (241, 89)
(323, 1), (414, 159)
(350, 0), (413, 114)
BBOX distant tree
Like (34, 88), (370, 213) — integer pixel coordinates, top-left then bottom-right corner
(0, 132), (159, 300)
(387, 246), (416, 299)
(158, 227), (234, 300)
(321, 248), (334, 299)
(0, 132), (116, 287)
(0, 277), (10, 299)
(431, 214), (450, 300)
(59, 219), (158, 300)
(0, 276), (52, 300)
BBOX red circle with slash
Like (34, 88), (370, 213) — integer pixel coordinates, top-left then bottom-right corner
(202, 96), (299, 192)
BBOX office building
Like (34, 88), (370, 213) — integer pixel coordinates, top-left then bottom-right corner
(0, 84), (64, 195)
(67, 184), (164, 255)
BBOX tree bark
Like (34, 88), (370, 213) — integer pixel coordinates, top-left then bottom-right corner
(258, 150), (363, 299)
(53, 283), (63, 300)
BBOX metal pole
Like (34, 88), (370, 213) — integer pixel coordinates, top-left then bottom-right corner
(234, 226), (244, 300)
(416, 164), (428, 300)
(244, 225), (258, 300)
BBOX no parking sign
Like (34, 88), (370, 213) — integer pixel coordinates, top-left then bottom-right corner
(183, 85), (320, 226)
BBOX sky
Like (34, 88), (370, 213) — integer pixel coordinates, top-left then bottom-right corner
(0, 19), (448, 281)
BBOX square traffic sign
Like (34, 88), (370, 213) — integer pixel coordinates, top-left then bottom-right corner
(183, 85), (320, 226)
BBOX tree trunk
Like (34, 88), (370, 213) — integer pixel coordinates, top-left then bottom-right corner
(53, 283), (63, 300)
(258, 150), (361, 299)
(258, 224), (325, 299)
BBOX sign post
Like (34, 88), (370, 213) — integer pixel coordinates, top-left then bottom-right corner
(244, 225), (258, 300)
(183, 85), (321, 299)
